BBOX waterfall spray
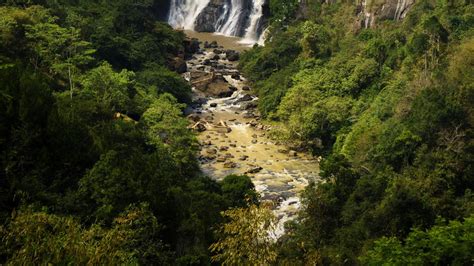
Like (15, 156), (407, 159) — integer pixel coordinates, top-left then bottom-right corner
(168, 0), (266, 44)
(240, 0), (266, 44)
(168, 0), (211, 30)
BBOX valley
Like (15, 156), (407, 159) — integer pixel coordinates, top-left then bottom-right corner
(183, 32), (320, 236)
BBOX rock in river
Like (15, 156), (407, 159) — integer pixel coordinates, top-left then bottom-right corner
(224, 161), (237, 168)
(245, 166), (263, 174)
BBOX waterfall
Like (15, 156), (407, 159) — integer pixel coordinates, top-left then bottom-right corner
(241, 0), (266, 44)
(167, 0), (267, 44)
(217, 0), (245, 36)
(168, 0), (211, 30)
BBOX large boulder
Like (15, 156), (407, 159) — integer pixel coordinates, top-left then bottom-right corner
(226, 50), (240, 61)
(169, 57), (187, 74)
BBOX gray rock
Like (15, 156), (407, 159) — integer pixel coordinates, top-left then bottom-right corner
(235, 94), (253, 104)
(219, 146), (229, 151)
(239, 155), (249, 161)
(224, 161), (237, 168)
(246, 166), (263, 174)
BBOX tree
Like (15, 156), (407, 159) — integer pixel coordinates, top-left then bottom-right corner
(210, 203), (277, 265)
(360, 216), (474, 265)
(141, 93), (198, 174)
(25, 9), (95, 98)
(221, 175), (258, 207)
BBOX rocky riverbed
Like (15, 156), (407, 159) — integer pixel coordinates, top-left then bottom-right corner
(183, 33), (320, 236)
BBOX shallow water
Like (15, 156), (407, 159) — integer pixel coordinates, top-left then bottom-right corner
(184, 30), (253, 52)
(185, 31), (320, 237)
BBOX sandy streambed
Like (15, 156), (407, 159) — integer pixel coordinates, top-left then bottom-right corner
(184, 32), (320, 236)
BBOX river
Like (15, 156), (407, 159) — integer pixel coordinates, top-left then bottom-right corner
(183, 31), (320, 236)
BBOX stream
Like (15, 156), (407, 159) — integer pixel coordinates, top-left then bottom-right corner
(183, 32), (320, 237)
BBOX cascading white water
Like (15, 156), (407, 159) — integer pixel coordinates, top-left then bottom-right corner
(167, 0), (267, 44)
(240, 0), (266, 44)
(168, 0), (211, 30)
(217, 0), (245, 36)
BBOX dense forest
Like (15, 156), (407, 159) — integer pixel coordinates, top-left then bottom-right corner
(0, 0), (473, 265)
(240, 0), (473, 264)
(0, 0), (257, 264)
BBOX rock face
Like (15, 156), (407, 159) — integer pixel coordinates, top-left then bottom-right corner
(296, 0), (415, 29)
(356, 0), (416, 29)
(168, 0), (268, 41)
(194, 0), (254, 36)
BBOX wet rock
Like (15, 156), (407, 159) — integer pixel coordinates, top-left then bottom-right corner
(216, 156), (227, 163)
(169, 57), (187, 74)
(213, 49), (223, 54)
(231, 74), (241, 80)
(251, 139), (258, 144)
(289, 150), (298, 157)
(201, 154), (216, 161)
(245, 166), (263, 174)
(230, 143), (237, 148)
(225, 153), (235, 159)
(187, 114), (201, 122)
(226, 50), (240, 61)
(235, 94), (253, 103)
(229, 86), (238, 92)
(241, 102), (258, 110)
(242, 112), (255, 119)
(210, 41), (219, 48)
(210, 103), (218, 108)
(203, 59), (211, 65)
(212, 54), (221, 60)
(278, 149), (289, 154)
(219, 146), (229, 151)
(191, 122), (207, 132)
(224, 161), (237, 168)
(202, 140), (212, 146)
(184, 38), (200, 56)
(262, 194), (283, 203)
(242, 86), (251, 91)
(204, 148), (217, 155)
(239, 155), (249, 161)
(218, 90), (234, 98)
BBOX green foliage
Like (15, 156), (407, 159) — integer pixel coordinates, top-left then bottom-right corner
(220, 175), (258, 207)
(241, 0), (474, 264)
(137, 64), (192, 104)
(80, 62), (133, 112)
(300, 20), (332, 58)
(361, 216), (474, 265)
(0, 204), (172, 265)
(210, 203), (278, 265)
(0, 2), (253, 265)
(269, 0), (299, 25)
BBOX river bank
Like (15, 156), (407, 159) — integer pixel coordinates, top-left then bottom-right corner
(183, 32), (320, 236)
